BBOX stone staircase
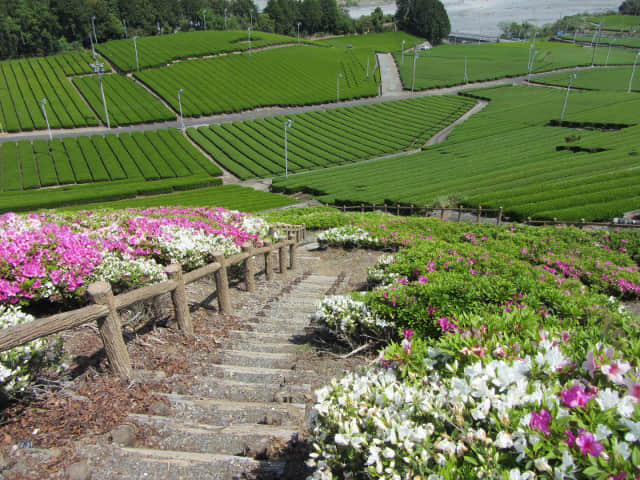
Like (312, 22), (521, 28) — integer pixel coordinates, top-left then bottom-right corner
(77, 245), (343, 479)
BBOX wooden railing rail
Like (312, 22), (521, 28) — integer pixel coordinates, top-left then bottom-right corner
(0, 225), (305, 379)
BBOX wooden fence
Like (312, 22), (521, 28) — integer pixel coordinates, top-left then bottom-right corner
(0, 225), (305, 379)
(334, 203), (640, 230)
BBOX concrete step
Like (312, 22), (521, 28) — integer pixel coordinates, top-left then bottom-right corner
(169, 376), (312, 403)
(132, 414), (299, 457)
(160, 393), (307, 426)
(208, 363), (316, 385)
(231, 340), (308, 354)
(217, 350), (297, 369)
(82, 445), (285, 480)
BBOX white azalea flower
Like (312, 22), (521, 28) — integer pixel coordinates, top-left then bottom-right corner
(596, 388), (620, 411)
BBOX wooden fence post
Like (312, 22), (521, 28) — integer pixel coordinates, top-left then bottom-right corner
(242, 243), (256, 293)
(165, 264), (193, 334)
(396, 204), (400, 216)
(498, 207), (503, 226)
(361, 203), (364, 213)
(440, 208), (444, 220)
(288, 232), (297, 270)
(410, 204), (414, 216)
(457, 206), (462, 222)
(383, 203), (387, 214)
(372, 203), (376, 213)
(424, 205), (428, 217)
(263, 239), (274, 280)
(88, 282), (132, 379)
(477, 205), (482, 224)
(343, 204), (346, 213)
(213, 252), (232, 315)
(279, 239), (288, 277)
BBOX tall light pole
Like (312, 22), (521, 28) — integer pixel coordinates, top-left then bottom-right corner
(250, 11), (253, 26)
(297, 22), (301, 44)
(531, 31), (537, 48)
(248, 27), (252, 56)
(89, 32), (95, 59)
(560, 73), (577, 121)
(133, 36), (140, 72)
(628, 51), (640, 93)
(411, 46), (417, 94)
(122, 18), (128, 38)
(366, 56), (370, 79)
(40, 99), (52, 140)
(605, 38), (616, 66)
(91, 61), (110, 129)
(203, 9), (207, 30)
(402, 39), (405, 64)
(528, 50), (538, 83)
(336, 73), (342, 102)
(224, 8), (228, 30)
(283, 119), (293, 178)
(464, 55), (468, 83)
(91, 15), (97, 43)
(177, 89), (185, 131)
(591, 23), (602, 66)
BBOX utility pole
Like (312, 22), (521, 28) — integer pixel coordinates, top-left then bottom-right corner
(91, 61), (110, 129)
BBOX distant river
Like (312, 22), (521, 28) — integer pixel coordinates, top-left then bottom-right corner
(255, 0), (621, 37)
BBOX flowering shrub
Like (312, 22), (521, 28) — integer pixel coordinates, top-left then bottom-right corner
(90, 254), (167, 291)
(302, 211), (640, 479)
(318, 226), (380, 248)
(0, 305), (63, 395)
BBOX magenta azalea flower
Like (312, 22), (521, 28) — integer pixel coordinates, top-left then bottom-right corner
(575, 431), (604, 457)
(529, 409), (551, 437)
(560, 385), (595, 408)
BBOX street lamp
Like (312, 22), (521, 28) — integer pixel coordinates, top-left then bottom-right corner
(224, 8), (228, 30)
(203, 9), (207, 30)
(528, 50), (538, 83)
(177, 89), (185, 131)
(297, 22), (301, 44)
(402, 39), (405, 64)
(91, 15), (97, 43)
(628, 51), (640, 93)
(336, 73), (342, 102)
(40, 99), (52, 140)
(248, 27), (252, 56)
(411, 46), (418, 94)
(90, 61), (110, 129)
(133, 36), (140, 72)
(605, 38), (616, 66)
(283, 119), (293, 178)
(560, 73), (577, 121)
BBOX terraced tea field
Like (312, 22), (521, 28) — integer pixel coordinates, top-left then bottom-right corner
(0, 52), (100, 132)
(0, 128), (221, 191)
(135, 46), (378, 116)
(96, 30), (300, 72)
(533, 66), (640, 92)
(272, 85), (640, 221)
(73, 74), (175, 126)
(316, 31), (424, 51)
(394, 41), (640, 90)
(59, 184), (296, 212)
(187, 94), (475, 179)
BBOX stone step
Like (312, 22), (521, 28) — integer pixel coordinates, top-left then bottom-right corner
(217, 350), (297, 369)
(83, 446), (285, 480)
(169, 376), (312, 403)
(208, 363), (316, 384)
(160, 393), (307, 426)
(131, 414), (299, 457)
(229, 330), (299, 342)
(231, 340), (308, 354)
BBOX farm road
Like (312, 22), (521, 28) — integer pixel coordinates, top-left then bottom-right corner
(0, 65), (599, 145)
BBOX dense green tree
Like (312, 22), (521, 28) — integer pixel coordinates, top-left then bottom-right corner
(395, 0), (450, 44)
(619, 0), (640, 15)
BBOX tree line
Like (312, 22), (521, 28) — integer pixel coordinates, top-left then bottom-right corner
(0, 0), (452, 60)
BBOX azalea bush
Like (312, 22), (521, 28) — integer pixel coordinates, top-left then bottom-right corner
(0, 206), (273, 396)
(303, 211), (640, 479)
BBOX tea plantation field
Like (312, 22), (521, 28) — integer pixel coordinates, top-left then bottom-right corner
(59, 184), (296, 212)
(135, 46), (378, 116)
(96, 30), (301, 72)
(316, 31), (424, 51)
(73, 74), (175, 126)
(0, 52), (100, 132)
(272, 85), (640, 221)
(558, 34), (640, 48)
(395, 41), (640, 90)
(533, 66), (640, 92)
(187, 94), (475, 179)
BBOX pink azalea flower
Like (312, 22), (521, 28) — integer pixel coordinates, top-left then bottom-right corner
(402, 329), (413, 340)
(576, 431), (604, 457)
(601, 360), (631, 385)
(418, 275), (429, 283)
(560, 385), (595, 408)
(529, 409), (551, 437)
(564, 430), (576, 447)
